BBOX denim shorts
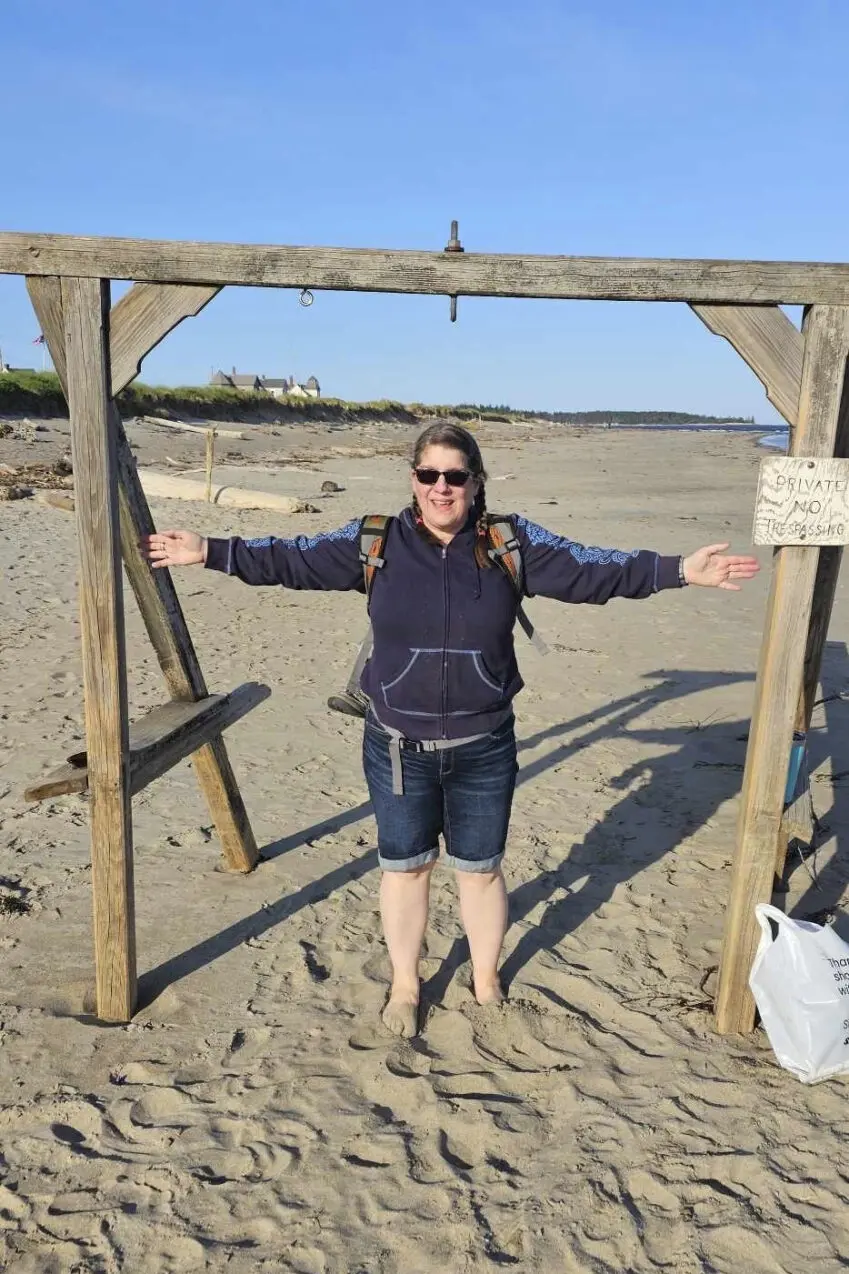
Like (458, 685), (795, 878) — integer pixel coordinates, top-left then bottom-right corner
(362, 716), (518, 873)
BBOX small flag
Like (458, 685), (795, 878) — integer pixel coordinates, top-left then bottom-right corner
(32, 334), (45, 344)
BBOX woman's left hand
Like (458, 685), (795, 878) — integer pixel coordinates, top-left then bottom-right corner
(682, 543), (761, 591)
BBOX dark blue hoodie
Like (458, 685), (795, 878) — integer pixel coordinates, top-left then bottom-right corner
(205, 508), (683, 741)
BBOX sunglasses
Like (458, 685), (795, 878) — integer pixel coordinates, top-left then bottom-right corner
(413, 466), (473, 488)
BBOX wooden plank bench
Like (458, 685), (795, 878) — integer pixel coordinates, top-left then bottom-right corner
(24, 682), (270, 802)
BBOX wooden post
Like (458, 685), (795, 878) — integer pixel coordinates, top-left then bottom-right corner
(28, 276), (259, 872)
(774, 380), (849, 868)
(205, 427), (216, 502)
(63, 276), (137, 1022)
(715, 305), (849, 1034)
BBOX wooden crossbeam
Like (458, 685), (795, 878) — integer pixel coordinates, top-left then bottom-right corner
(110, 282), (220, 396)
(27, 275), (260, 874)
(716, 304), (849, 1035)
(10, 230), (849, 304)
(24, 683), (270, 803)
(691, 304), (802, 427)
(62, 275), (137, 1022)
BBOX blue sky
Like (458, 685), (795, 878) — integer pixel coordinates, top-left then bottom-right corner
(1, 0), (847, 421)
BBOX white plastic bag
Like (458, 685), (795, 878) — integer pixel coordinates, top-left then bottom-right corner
(749, 903), (849, 1083)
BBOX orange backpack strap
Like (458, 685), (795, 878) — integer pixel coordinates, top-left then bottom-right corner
(486, 514), (549, 655)
(358, 514), (394, 603)
(485, 516), (524, 596)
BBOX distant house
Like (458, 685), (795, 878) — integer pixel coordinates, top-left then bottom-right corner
(210, 368), (263, 392)
(259, 377), (292, 399)
(209, 368), (321, 399)
(286, 375), (321, 399)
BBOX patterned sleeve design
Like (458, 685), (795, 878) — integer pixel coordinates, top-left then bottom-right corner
(514, 516), (681, 604)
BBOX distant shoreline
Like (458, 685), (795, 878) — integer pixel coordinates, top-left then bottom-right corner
(0, 370), (765, 431)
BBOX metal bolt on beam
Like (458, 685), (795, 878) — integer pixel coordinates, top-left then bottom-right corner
(444, 220), (464, 322)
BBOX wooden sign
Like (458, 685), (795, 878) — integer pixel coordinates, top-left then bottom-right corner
(753, 457), (849, 545)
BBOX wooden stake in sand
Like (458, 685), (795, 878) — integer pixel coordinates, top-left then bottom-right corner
(205, 427), (216, 503)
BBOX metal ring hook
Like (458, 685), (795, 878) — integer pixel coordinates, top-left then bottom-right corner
(299, 288), (314, 308)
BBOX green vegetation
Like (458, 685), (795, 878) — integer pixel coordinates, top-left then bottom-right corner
(0, 370), (754, 427)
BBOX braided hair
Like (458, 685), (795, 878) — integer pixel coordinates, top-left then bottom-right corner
(410, 422), (492, 569)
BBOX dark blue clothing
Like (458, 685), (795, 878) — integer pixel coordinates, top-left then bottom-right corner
(204, 508), (682, 742)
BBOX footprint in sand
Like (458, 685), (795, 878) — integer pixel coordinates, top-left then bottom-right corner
(128, 1086), (199, 1130)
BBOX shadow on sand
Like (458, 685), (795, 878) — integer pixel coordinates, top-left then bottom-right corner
(138, 666), (761, 1009)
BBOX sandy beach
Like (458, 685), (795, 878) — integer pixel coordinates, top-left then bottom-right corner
(2, 416), (849, 1273)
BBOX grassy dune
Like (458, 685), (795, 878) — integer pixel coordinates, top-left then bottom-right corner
(0, 370), (751, 428)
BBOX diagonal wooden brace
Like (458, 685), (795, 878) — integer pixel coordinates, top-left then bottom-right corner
(691, 304), (802, 428)
(109, 282), (220, 397)
(28, 275), (259, 872)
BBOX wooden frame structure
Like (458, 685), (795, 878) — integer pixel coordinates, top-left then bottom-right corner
(3, 231), (847, 1033)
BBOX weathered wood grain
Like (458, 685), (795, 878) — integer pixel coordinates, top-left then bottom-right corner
(24, 683), (271, 803)
(691, 304), (802, 426)
(128, 682), (270, 794)
(716, 304), (849, 1036)
(24, 755), (88, 802)
(109, 282), (220, 396)
(27, 277), (261, 874)
(62, 275), (137, 1023)
(11, 231), (849, 303)
(775, 377), (849, 862)
(26, 276), (66, 384)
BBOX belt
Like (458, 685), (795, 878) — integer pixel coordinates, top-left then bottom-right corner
(368, 705), (512, 795)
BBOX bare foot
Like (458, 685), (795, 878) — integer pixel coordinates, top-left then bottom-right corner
(473, 976), (505, 1006)
(381, 983), (420, 1038)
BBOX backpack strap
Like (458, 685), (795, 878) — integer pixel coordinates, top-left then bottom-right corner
(486, 515), (549, 655)
(358, 514), (394, 604)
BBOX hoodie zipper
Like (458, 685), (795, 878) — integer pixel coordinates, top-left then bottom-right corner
(441, 545), (449, 738)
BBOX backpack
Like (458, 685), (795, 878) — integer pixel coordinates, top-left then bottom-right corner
(357, 513), (548, 654)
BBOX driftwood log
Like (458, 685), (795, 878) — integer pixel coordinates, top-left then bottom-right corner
(138, 468), (307, 512)
(132, 415), (245, 440)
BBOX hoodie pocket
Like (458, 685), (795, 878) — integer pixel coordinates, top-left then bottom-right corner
(380, 648), (505, 719)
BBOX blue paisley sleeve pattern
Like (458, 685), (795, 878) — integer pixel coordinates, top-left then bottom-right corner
(205, 518), (365, 591)
(514, 516), (681, 604)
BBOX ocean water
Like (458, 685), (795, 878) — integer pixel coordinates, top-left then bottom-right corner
(758, 430), (790, 451)
(576, 421), (790, 450)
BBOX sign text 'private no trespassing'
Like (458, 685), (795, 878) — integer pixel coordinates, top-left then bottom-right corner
(753, 457), (849, 546)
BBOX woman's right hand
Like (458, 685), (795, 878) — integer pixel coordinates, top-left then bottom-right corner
(140, 529), (206, 569)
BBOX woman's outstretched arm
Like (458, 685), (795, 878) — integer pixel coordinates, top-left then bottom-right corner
(140, 520), (365, 592)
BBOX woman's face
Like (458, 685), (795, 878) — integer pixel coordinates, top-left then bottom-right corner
(411, 443), (479, 540)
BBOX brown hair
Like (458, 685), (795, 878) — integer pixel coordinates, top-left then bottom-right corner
(410, 422), (492, 569)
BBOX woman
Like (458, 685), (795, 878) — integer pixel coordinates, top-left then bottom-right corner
(142, 423), (759, 1039)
